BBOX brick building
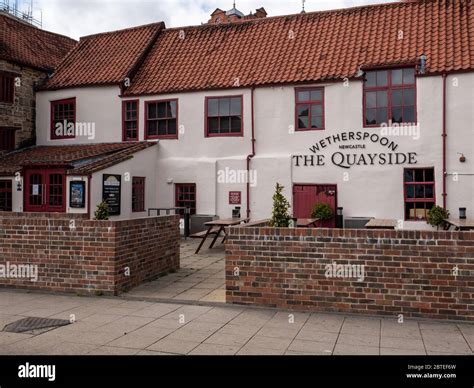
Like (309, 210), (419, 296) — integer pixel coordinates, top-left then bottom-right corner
(0, 12), (76, 152)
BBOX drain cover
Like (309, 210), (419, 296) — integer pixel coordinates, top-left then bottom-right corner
(3, 317), (71, 335)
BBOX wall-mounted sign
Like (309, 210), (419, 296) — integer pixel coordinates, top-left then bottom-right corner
(293, 131), (418, 169)
(70, 181), (86, 208)
(229, 191), (241, 205)
(103, 174), (121, 216)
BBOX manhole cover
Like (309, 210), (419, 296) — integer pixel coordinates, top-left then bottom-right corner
(3, 317), (71, 335)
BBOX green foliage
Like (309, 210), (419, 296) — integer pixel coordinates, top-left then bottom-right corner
(269, 183), (291, 228)
(94, 201), (110, 221)
(427, 205), (449, 230)
(311, 203), (334, 221)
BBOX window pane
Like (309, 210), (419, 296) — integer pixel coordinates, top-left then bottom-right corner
(168, 101), (177, 118)
(425, 169), (434, 182)
(376, 108), (387, 124)
(310, 90), (322, 101)
(415, 169), (424, 182)
(298, 105), (309, 128)
(403, 106), (415, 122)
(208, 99), (219, 117)
(157, 102), (167, 118)
(425, 185), (434, 198)
(392, 107), (403, 123)
(403, 68), (415, 84)
(311, 116), (323, 129)
(158, 120), (167, 135)
(405, 202), (415, 220)
(404, 169), (414, 182)
(311, 104), (322, 117)
(168, 119), (177, 134)
(377, 91), (387, 107)
(230, 116), (241, 133)
(366, 92), (376, 108)
(377, 71), (388, 86)
(148, 104), (157, 119)
(404, 88), (415, 105)
(415, 185), (424, 198)
(365, 72), (376, 87)
(148, 120), (158, 136)
(208, 117), (219, 133)
(230, 97), (241, 115)
(406, 185), (415, 199)
(297, 91), (310, 101)
(219, 98), (230, 116)
(392, 69), (403, 85)
(365, 108), (376, 125)
(392, 90), (403, 106)
(219, 117), (230, 133)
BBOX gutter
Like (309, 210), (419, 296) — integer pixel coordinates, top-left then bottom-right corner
(246, 86), (256, 219)
(442, 73), (447, 209)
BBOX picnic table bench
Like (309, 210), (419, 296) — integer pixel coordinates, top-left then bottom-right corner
(443, 218), (474, 231)
(365, 219), (397, 230)
(296, 218), (320, 228)
(193, 218), (250, 254)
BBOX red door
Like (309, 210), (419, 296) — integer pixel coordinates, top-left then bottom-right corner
(24, 169), (66, 213)
(293, 184), (337, 228)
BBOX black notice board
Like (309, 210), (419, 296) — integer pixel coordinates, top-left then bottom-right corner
(102, 174), (121, 216)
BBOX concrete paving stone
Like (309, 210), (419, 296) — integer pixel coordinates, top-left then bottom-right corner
(245, 335), (292, 351)
(166, 328), (215, 343)
(87, 346), (140, 355)
(288, 339), (334, 355)
(337, 333), (380, 347)
(341, 317), (381, 335)
(130, 304), (182, 318)
(380, 336), (425, 351)
(0, 332), (33, 345)
(229, 310), (276, 327)
(173, 289), (213, 300)
(237, 346), (285, 355)
(381, 320), (422, 339)
(423, 338), (472, 354)
(295, 327), (339, 343)
(218, 323), (261, 336)
(106, 333), (167, 349)
(421, 330), (467, 344)
(304, 315), (345, 333)
(81, 313), (124, 325)
(457, 324), (474, 335)
(94, 316), (155, 334)
(380, 347), (426, 355)
(193, 307), (242, 324)
(162, 305), (213, 321)
(180, 320), (223, 333)
(46, 342), (98, 355)
(53, 329), (123, 346)
(256, 325), (300, 339)
(419, 322), (461, 333)
(147, 338), (200, 354)
(188, 343), (240, 355)
(147, 318), (187, 330)
(135, 350), (173, 355)
(204, 331), (253, 347)
(333, 344), (380, 355)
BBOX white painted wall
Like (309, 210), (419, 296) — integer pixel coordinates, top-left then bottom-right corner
(34, 73), (474, 228)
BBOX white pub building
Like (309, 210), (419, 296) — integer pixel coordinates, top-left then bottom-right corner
(0, 0), (472, 230)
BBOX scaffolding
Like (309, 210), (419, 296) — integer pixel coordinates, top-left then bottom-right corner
(0, 0), (42, 28)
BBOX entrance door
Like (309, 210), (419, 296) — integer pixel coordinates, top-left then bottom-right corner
(24, 169), (66, 213)
(293, 184), (337, 228)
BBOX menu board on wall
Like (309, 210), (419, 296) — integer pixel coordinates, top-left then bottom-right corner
(70, 181), (86, 208)
(102, 174), (121, 216)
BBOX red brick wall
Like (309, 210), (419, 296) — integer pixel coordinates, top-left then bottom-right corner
(226, 227), (474, 321)
(0, 212), (179, 295)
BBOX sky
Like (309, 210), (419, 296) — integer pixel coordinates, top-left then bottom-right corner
(9, 0), (397, 39)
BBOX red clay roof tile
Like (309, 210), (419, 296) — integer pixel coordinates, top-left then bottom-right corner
(0, 12), (76, 72)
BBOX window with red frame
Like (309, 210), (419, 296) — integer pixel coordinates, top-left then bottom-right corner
(132, 177), (145, 212)
(0, 180), (12, 211)
(175, 183), (196, 216)
(123, 100), (138, 141)
(0, 74), (14, 104)
(0, 127), (15, 151)
(206, 96), (242, 136)
(295, 88), (324, 130)
(404, 168), (435, 220)
(51, 98), (76, 139)
(364, 68), (416, 126)
(145, 100), (177, 139)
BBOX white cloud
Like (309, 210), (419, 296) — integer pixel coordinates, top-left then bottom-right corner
(25, 0), (397, 39)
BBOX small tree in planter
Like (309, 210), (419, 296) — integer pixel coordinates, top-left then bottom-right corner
(94, 201), (110, 221)
(311, 203), (334, 227)
(427, 205), (449, 230)
(269, 183), (291, 227)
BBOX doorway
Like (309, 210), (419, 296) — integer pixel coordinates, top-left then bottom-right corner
(24, 169), (66, 212)
(293, 184), (337, 228)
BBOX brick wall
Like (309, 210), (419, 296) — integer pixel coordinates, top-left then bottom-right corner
(0, 212), (180, 295)
(0, 60), (46, 149)
(226, 227), (474, 321)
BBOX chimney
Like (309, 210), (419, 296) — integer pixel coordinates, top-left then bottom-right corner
(207, 6), (267, 25)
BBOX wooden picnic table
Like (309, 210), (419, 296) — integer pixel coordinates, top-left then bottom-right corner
(296, 218), (320, 228)
(194, 218), (250, 254)
(365, 219), (397, 230)
(443, 218), (474, 231)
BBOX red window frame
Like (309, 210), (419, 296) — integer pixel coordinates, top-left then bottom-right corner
(0, 73), (15, 104)
(363, 68), (416, 127)
(50, 98), (76, 140)
(403, 167), (435, 221)
(175, 183), (196, 216)
(295, 87), (325, 131)
(0, 180), (12, 211)
(122, 100), (139, 141)
(145, 99), (178, 140)
(205, 95), (243, 137)
(132, 177), (145, 212)
(24, 169), (66, 213)
(0, 127), (15, 151)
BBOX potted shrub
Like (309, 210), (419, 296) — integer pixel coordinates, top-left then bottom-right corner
(427, 205), (450, 230)
(269, 183), (291, 227)
(311, 203), (334, 227)
(94, 201), (110, 221)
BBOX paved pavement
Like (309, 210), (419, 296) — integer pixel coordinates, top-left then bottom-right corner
(0, 290), (472, 355)
(126, 239), (225, 303)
